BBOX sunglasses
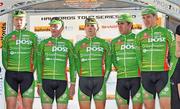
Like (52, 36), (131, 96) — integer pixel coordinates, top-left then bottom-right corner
(85, 18), (96, 23)
(51, 17), (60, 21)
(50, 17), (64, 27)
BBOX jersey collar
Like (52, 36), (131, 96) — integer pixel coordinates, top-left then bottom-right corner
(121, 32), (133, 37)
(147, 25), (159, 30)
(85, 36), (97, 40)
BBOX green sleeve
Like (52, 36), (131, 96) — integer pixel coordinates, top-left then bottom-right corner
(37, 42), (44, 84)
(111, 41), (118, 69)
(74, 43), (81, 76)
(33, 35), (38, 71)
(167, 30), (178, 77)
(134, 35), (142, 70)
(2, 36), (8, 69)
(68, 42), (76, 83)
(104, 41), (112, 82)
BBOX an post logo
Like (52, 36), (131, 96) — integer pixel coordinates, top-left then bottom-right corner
(121, 44), (135, 50)
(86, 46), (103, 52)
(148, 37), (165, 43)
(16, 40), (32, 45)
(52, 46), (68, 52)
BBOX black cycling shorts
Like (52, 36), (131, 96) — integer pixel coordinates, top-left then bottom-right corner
(116, 77), (141, 104)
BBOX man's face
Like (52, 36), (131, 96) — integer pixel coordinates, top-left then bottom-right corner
(117, 22), (132, 35)
(85, 24), (97, 37)
(13, 17), (26, 29)
(142, 14), (157, 28)
(50, 24), (63, 36)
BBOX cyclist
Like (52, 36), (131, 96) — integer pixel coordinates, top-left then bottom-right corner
(37, 17), (76, 109)
(111, 13), (142, 109)
(171, 24), (180, 109)
(75, 18), (111, 109)
(2, 9), (37, 109)
(135, 5), (176, 109)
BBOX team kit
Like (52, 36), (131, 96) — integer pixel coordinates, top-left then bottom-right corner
(2, 5), (180, 109)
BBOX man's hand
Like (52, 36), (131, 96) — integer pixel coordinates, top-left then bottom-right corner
(37, 84), (41, 96)
(69, 83), (75, 99)
(177, 83), (180, 98)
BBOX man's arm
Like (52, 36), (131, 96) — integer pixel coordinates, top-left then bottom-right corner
(68, 41), (76, 99)
(33, 34), (38, 71)
(37, 42), (43, 84)
(167, 29), (177, 78)
(134, 35), (142, 70)
(2, 35), (8, 69)
(176, 25), (180, 57)
(68, 41), (76, 84)
(74, 43), (81, 76)
(104, 41), (111, 82)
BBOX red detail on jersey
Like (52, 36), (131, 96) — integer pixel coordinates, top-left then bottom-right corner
(46, 41), (54, 46)
(164, 41), (169, 71)
(102, 51), (105, 76)
(12, 35), (16, 40)
(65, 55), (68, 81)
(116, 39), (124, 45)
(81, 43), (88, 48)
(138, 67), (141, 76)
(143, 33), (151, 39)
(80, 65), (82, 76)
(30, 48), (34, 72)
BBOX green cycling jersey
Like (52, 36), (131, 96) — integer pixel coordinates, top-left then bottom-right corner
(2, 29), (37, 72)
(75, 36), (111, 81)
(37, 36), (76, 84)
(112, 32), (140, 78)
(135, 25), (176, 75)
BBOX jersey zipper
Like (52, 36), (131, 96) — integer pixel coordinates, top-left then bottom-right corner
(89, 38), (92, 76)
(124, 36), (127, 77)
(150, 28), (154, 71)
(18, 30), (21, 71)
(53, 38), (57, 79)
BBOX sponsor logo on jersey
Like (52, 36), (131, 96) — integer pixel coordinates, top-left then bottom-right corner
(93, 42), (100, 45)
(143, 33), (151, 39)
(81, 43), (88, 48)
(16, 40), (32, 45)
(121, 44), (135, 50)
(148, 37), (165, 43)
(11, 35), (17, 40)
(46, 41), (54, 46)
(22, 34), (30, 37)
(57, 42), (65, 45)
(116, 39), (124, 45)
(86, 46), (103, 52)
(52, 46), (68, 52)
(154, 32), (162, 37)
